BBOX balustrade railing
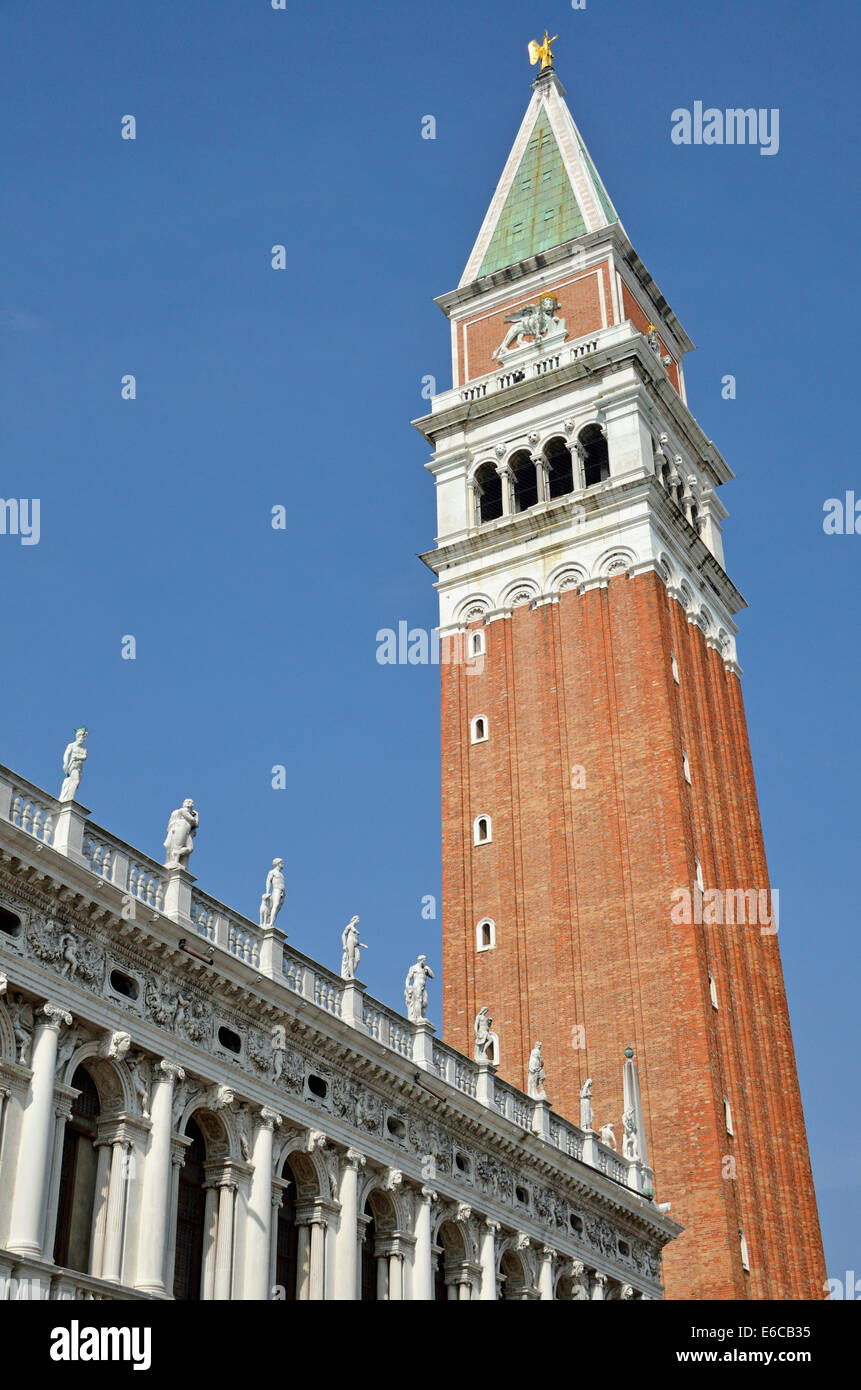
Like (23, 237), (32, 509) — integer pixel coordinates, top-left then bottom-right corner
(8, 783), (55, 845)
(430, 325), (627, 416)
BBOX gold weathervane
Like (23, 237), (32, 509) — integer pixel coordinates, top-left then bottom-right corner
(528, 31), (558, 71)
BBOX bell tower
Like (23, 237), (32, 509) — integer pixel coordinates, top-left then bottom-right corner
(415, 47), (824, 1300)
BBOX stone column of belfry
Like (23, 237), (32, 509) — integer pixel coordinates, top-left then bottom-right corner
(6, 1003), (72, 1257)
(244, 1108), (281, 1300)
(334, 1149), (365, 1300)
(134, 1059), (185, 1294)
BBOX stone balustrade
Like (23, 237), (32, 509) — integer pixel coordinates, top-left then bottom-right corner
(429, 322), (634, 417)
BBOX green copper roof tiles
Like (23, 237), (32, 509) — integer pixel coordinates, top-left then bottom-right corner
(478, 111), (587, 278)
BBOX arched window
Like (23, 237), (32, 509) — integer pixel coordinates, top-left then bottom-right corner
(173, 1118), (207, 1301)
(739, 1228), (750, 1272)
(509, 450), (538, 512)
(468, 630), (485, 659)
(470, 715), (488, 744)
(671, 651), (680, 684)
(476, 918), (496, 952)
(274, 1159), (299, 1301)
(682, 751), (692, 784)
(474, 462), (503, 523)
(474, 815), (492, 845)
(579, 424), (610, 486)
(694, 856), (704, 891)
(545, 436), (574, 499)
(54, 1065), (100, 1273)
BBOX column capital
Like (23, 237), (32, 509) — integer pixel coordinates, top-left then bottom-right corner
(157, 1059), (186, 1083)
(258, 1107), (282, 1131)
(345, 1147), (366, 1170)
(40, 1004), (72, 1031)
(420, 1186), (438, 1204)
(541, 1245), (558, 1261)
(483, 1217), (501, 1234)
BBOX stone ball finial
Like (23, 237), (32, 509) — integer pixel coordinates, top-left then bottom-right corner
(624, 1046), (634, 1058)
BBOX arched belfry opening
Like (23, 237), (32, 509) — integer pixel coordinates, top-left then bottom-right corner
(545, 436), (575, 498)
(509, 450), (538, 512)
(474, 462), (503, 523)
(580, 424), (609, 486)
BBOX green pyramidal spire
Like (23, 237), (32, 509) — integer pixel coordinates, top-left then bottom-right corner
(462, 68), (619, 287)
(478, 111), (587, 277)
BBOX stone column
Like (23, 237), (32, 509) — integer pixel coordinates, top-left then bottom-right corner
(533, 453), (550, 503)
(458, 1278), (471, 1300)
(88, 1140), (112, 1276)
(244, 1108), (281, 1301)
(538, 1246), (556, 1301)
(134, 1059), (184, 1294)
(375, 1245), (389, 1300)
(591, 1271), (607, 1301)
(467, 478), (479, 528)
(387, 1251), (403, 1301)
(309, 1217), (326, 1301)
(100, 1139), (131, 1283)
(0, 1083), (8, 1148)
(213, 1182), (236, 1300)
(164, 1139), (189, 1295)
(269, 1188), (283, 1297)
(41, 1096), (74, 1261)
(334, 1149), (365, 1300)
(412, 1187), (437, 1301)
(201, 1184), (219, 1299)
(7, 1003), (71, 1257)
(295, 1222), (311, 1299)
(479, 1219), (500, 1301)
(498, 464), (513, 516)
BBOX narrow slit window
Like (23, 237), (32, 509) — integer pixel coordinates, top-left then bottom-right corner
(471, 715), (488, 744)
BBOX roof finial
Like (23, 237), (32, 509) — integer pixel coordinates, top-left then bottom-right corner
(528, 30), (558, 72)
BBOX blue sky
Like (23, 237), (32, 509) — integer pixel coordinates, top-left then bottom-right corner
(1, 0), (857, 1285)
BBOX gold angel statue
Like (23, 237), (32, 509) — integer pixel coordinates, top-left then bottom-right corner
(528, 31), (558, 71)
